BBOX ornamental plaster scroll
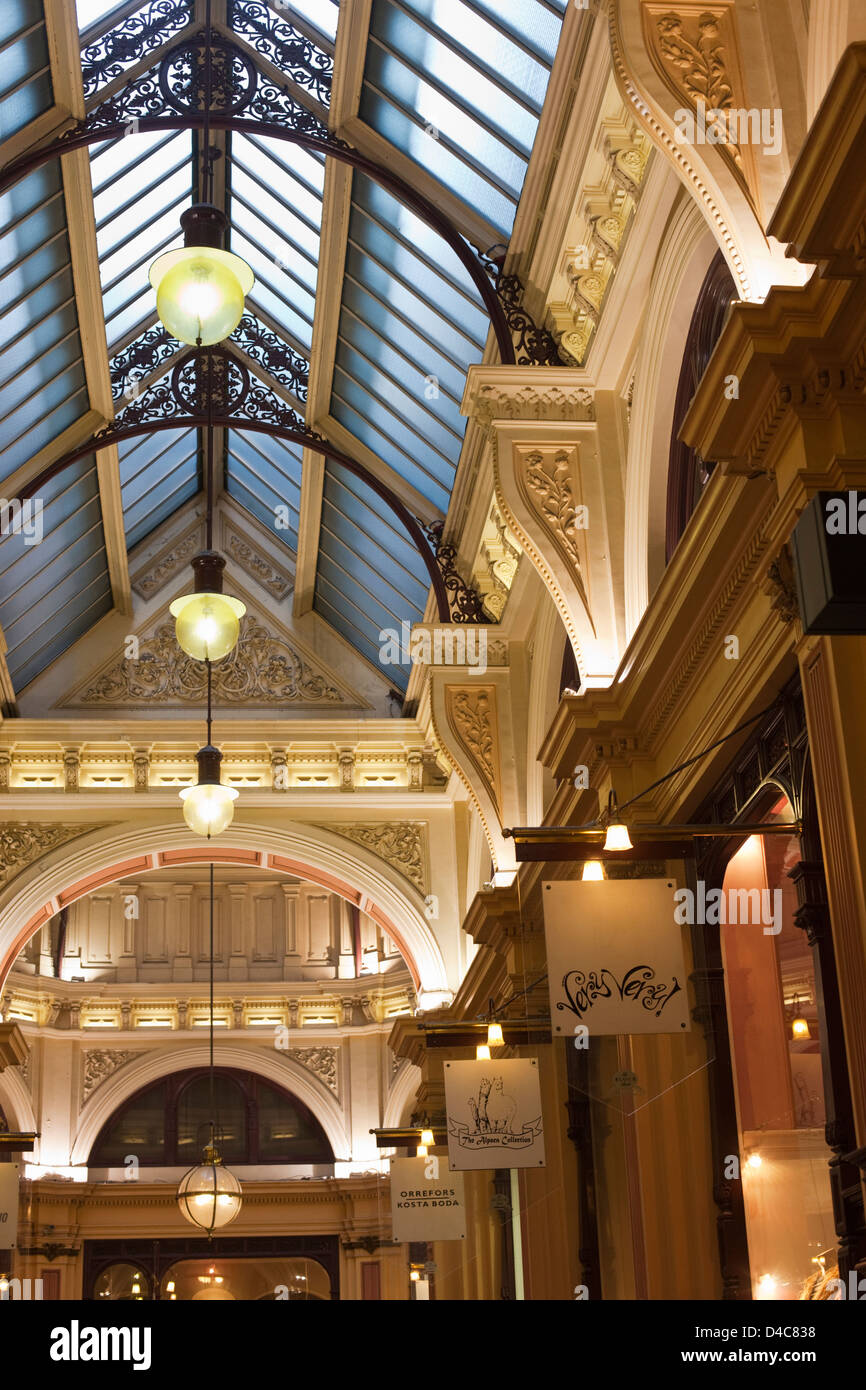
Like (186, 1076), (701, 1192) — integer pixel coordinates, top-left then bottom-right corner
(67, 615), (362, 708)
(465, 380), (596, 433)
(443, 686), (502, 818)
(82, 1049), (144, 1105)
(223, 524), (292, 600)
(608, 1), (751, 299)
(131, 521), (203, 600)
(521, 449), (592, 601)
(318, 823), (427, 895)
(283, 1045), (339, 1097)
(0, 824), (110, 889)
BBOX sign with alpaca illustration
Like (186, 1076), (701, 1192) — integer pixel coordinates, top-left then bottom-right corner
(444, 1059), (545, 1170)
(542, 879), (691, 1036)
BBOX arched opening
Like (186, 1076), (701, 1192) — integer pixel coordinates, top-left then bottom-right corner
(89, 1067), (334, 1168)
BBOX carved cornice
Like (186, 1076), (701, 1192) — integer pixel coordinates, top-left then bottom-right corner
(319, 823), (427, 894)
(0, 824), (108, 888)
(70, 616), (350, 708)
(462, 369), (596, 431)
(223, 526), (293, 600)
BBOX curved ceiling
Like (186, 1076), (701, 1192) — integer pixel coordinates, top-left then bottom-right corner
(0, 0), (567, 697)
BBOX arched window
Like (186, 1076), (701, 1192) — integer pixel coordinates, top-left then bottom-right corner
(89, 1068), (333, 1166)
(665, 249), (736, 560)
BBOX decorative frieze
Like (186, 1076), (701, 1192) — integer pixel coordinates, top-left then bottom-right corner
(131, 522), (202, 600)
(0, 823), (105, 888)
(224, 527), (292, 600)
(285, 1045), (339, 1096)
(72, 616), (349, 707)
(464, 375), (596, 431)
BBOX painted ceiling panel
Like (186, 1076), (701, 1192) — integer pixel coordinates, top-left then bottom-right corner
(315, 462), (428, 687)
(226, 429), (302, 555)
(118, 427), (200, 551)
(0, 1), (53, 142)
(0, 458), (112, 688)
(0, 163), (88, 480)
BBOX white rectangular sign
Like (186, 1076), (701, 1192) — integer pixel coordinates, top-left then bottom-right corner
(390, 1155), (466, 1241)
(542, 879), (691, 1036)
(0, 1164), (20, 1249)
(444, 1058), (545, 1170)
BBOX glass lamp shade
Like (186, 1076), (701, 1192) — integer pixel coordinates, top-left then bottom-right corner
(486, 1022), (504, 1047)
(170, 591), (246, 661)
(180, 780), (238, 837)
(149, 246), (254, 346)
(603, 823), (633, 852)
(177, 1153), (242, 1233)
(582, 859), (605, 881)
(476, 1043), (491, 1061)
(791, 1015), (810, 1039)
(419, 1128), (435, 1147)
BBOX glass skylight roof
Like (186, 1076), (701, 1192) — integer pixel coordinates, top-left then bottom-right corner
(0, 1), (52, 142)
(0, 458), (112, 688)
(118, 429), (200, 552)
(315, 462), (429, 687)
(226, 429), (303, 556)
(359, 0), (566, 238)
(0, 163), (88, 481)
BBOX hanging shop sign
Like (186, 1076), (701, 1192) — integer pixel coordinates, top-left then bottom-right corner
(444, 1058), (545, 1170)
(542, 879), (690, 1036)
(0, 1164), (20, 1250)
(390, 1155), (466, 1241)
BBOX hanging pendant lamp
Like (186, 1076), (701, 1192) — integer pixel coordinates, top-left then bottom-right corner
(181, 661), (238, 838)
(177, 864), (242, 1235)
(170, 551), (245, 662)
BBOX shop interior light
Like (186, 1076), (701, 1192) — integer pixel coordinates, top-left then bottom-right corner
(487, 1020), (504, 1047)
(476, 1042), (491, 1061)
(582, 859), (605, 881)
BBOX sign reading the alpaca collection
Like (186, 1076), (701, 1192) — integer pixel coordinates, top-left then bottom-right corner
(443, 1059), (545, 1170)
(0, 1163), (20, 1249)
(390, 1155), (466, 1241)
(542, 880), (691, 1036)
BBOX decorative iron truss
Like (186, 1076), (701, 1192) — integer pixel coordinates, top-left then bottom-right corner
(110, 324), (177, 402)
(227, 0), (333, 105)
(480, 248), (564, 367)
(81, 0), (194, 101)
(231, 313), (309, 402)
(114, 347), (310, 435)
(419, 521), (491, 625)
(73, 28), (344, 145)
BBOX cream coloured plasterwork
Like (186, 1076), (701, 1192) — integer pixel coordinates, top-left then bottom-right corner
(0, 823), (109, 888)
(318, 823), (427, 895)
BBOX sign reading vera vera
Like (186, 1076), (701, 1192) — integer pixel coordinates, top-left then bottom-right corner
(390, 1155), (466, 1241)
(0, 1163), (20, 1249)
(542, 879), (690, 1036)
(444, 1058), (545, 1170)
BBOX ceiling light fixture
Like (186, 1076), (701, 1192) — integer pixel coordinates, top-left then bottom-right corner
(177, 863), (242, 1235)
(581, 859), (605, 881)
(150, 204), (253, 347)
(171, 552), (245, 662)
(180, 659), (237, 837)
(603, 791), (632, 852)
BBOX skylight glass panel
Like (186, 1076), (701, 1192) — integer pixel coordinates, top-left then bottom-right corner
(0, 458), (112, 689)
(90, 130), (192, 348)
(330, 172), (486, 511)
(226, 430), (303, 555)
(359, 0), (566, 238)
(118, 429), (199, 550)
(0, 164), (88, 481)
(0, 3), (52, 143)
(315, 463), (428, 688)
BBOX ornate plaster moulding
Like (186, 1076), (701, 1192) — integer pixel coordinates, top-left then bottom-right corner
(312, 821), (428, 896)
(130, 516), (205, 602)
(461, 366), (597, 434)
(0, 823), (111, 890)
(59, 582), (370, 712)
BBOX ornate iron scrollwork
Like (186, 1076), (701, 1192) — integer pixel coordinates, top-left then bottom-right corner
(228, 0), (333, 105)
(114, 346), (309, 436)
(81, 0), (192, 101)
(419, 521), (491, 624)
(110, 325), (177, 402)
(480, 249), (564, 368)
(159, 32), (257, 114)
(231, 313), (309, 402)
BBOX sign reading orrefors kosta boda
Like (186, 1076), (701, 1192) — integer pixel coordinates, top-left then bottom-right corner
(444, 1058), (545, 1170)
(542, 879), (691, 1036)
(390, 1155), (466, 1241)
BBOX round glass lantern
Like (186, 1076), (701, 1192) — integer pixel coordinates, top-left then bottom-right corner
(149, 205), (253, 346)
(177, 1145), (243, 1234)
(170, 551), (246, 662)
(179, 745), (238, 838)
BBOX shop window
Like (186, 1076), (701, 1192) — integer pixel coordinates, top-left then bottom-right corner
(665, 249), (736, 561)
(90, 1067), (333, 1166)
(159, 1257), (330, 1301)
(93, 1263), (151, 1301)
(721, 800), (835, 1299)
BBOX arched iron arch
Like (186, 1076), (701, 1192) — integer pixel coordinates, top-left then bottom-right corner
(0, 114), (514, 362)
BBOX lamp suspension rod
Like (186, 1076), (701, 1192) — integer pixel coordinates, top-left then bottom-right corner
(209, 859), (215, 1143)
(505, 821), (801, 841)
(206, 656), (213, 746)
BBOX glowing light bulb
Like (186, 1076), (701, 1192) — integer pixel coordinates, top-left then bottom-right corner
(487, 1021), (504, 1047)
(476, 1043), (491, 1061)
(420, 1128), (434, 1147)
(180, 780), (238, 837)
(410, 1270), (420, 1282)
(150, 248), (253, 346)
(582, 859), (605, 881)
(756, 1273), (777, 1300)
(416, 1145), (428, 1159)
(747, 1152), (763, 1170)
(603, 823), (632, 852)
(170, 592), (245, 662)
(792, 1015), (810, 1039)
